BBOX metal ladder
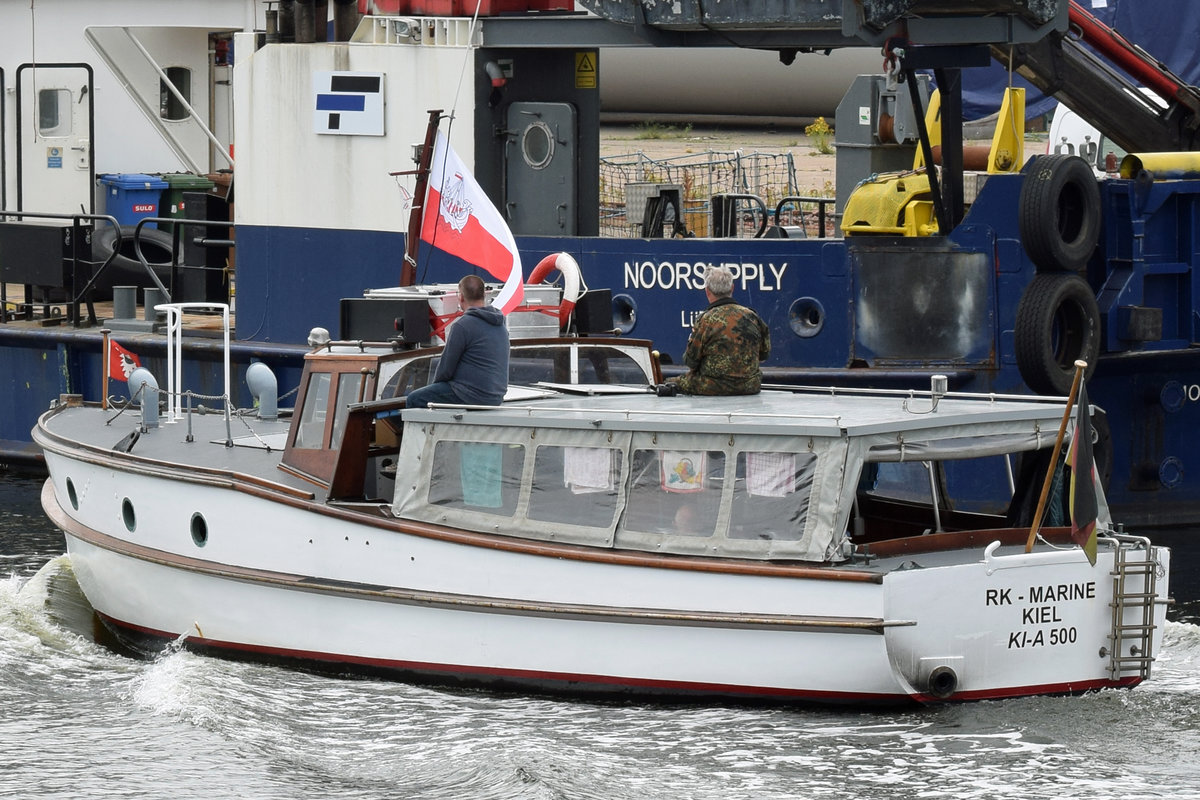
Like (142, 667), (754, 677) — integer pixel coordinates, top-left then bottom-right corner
(1107, 537), (1160, 680)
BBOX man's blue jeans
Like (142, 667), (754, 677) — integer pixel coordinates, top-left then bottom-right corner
(406, 381), (464, 409)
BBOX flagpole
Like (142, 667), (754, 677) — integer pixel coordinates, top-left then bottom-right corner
(1024, 359), (1088, 553)
(101, 328), (111, 411)
(402, 109), (443, 287)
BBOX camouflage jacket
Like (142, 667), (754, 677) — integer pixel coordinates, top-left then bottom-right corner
(676, 297), (771, 395)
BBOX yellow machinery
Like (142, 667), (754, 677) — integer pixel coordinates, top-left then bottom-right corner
(841, 87), (1025, 236)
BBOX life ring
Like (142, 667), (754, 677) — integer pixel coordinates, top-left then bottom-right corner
(528, 252), (581, 327)
(1019, 154), (1101, 272)
(1014, 272), (1100, 395)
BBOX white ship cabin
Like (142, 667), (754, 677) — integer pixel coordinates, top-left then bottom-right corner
(373, 388), (1069, 564)
(278, 336), (659, 496)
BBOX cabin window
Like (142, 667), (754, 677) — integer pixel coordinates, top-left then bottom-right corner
(294, 372), (332, 449)
(38, 89), (72, 136)
(728, 451), (816, 541)
(528, 445), (623, 527)
(508, 346), (649, 385)
(160, 67), (192, 121)
(381, 357), (437, 398)
(623, 448), (725, 536)
(330, 372), (364, 446)
(428, 439), (524, 515)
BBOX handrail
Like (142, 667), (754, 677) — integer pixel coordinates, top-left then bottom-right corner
(157, 302), (231, 424)
(774, 195), (838, 238)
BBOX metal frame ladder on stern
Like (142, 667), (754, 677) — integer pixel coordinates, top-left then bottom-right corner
(1106, 536), (1161, 680)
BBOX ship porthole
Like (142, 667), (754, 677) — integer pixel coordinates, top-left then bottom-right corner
(190, 513), (208, 547)
(121, 498), (136, 532)
(521, 121), (555, 170)
(66, 479), (79, 510)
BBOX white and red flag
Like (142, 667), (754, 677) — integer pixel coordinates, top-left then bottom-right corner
(108, 339), (141, 382)
(420, 130), (524, 314)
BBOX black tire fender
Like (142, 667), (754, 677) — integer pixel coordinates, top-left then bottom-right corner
(1019, 154), (1101, 271)
(91, 224), (176, 295)
(1014, 272), (1101, 396)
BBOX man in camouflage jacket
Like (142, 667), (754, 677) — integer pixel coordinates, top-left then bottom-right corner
(675, 265), (770, 395)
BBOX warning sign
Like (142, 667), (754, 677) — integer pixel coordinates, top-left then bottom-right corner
(575, 52), (597, 90)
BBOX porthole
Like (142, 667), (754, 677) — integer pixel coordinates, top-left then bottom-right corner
(121, 498), (136, 532)
(190, 513), (208, 547)
(66, 478), (79, 510)
(521, 121), (555, 170)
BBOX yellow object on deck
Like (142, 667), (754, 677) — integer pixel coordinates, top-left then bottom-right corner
(1120, 151), (1200, 180)
(840, 172), (937, 236)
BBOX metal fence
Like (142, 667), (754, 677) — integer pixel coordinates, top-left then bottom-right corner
(598, 150), (837, 239)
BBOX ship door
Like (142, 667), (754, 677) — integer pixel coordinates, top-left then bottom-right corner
(505, 102), (576, 235)
(16, 64), (95, 214)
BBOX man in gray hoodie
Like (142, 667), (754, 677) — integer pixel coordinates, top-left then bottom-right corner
(407, 274), (510, 408)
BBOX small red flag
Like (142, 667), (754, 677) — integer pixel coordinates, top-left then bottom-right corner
(108, 339), (142, 382)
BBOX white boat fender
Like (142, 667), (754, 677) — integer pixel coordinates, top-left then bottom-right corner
(128, 367), (160, 429)
(246, 362), (279, 420)
(529, 252), (581, 327)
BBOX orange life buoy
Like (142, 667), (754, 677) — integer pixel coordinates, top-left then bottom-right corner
(528, 252), (581, 327)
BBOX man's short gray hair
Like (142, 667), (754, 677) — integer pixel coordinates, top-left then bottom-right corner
(704, 265), (734, 297)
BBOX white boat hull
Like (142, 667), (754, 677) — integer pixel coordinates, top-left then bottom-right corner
(41, 455), (1169, 705)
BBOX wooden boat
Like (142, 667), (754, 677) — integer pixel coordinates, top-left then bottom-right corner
(33, 314), (1170, 705)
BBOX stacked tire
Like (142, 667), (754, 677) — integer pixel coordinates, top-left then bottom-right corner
(1014, 155), (1101, 396)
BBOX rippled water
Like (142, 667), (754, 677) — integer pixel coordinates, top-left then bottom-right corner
(4, 472), (1200, 799)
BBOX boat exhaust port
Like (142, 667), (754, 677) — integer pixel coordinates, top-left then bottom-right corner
(926, 665), (959, 699)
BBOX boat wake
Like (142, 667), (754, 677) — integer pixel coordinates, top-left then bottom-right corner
(0, 555), (98, 664)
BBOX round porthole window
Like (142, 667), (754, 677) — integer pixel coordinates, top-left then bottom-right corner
(121, 498), (136, 532)
(66, 478), (79, 511)
(190, 513), (208, 547)
(521, 121), (555, 170)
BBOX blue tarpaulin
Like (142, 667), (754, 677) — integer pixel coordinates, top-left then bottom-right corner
(960, 0), (1200, 120)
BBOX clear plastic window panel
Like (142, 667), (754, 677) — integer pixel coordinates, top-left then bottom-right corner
(528, 444), (623, 527)
(428, 440), (525, 515)
(623, 448), (725, 536)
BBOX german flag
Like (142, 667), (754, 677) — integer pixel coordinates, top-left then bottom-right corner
(1068, 381), (1099, 566)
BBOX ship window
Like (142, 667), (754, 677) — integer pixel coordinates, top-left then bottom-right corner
(381, 357), (436, 398)
(330, 372), (364, 446)
(428, 440), (524, 516)
(160, 67), (192, 121)
(520, 121), (554, 170)
(528, 445), (623, 527)
(294, 372), (332, 449)
(728, 452), (816, 541)
(190, 513), (208, 547)
(121, 498), (136, 532)
(38, 89), (72, 136)
(623, 448), (724, 536)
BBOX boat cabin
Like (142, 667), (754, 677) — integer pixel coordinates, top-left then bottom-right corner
(387, 388), (1075, 563)
(279, 336), (660, 498)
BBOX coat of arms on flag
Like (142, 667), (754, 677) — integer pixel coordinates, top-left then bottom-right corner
(108, 339), (141, 382)
(420, 130), (524, 314)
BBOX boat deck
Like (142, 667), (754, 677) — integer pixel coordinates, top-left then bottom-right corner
(2, 283), (233, 335)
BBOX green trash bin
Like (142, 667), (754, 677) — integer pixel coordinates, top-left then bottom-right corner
(156, 172), (216, 235)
